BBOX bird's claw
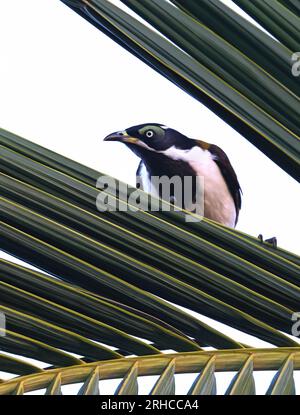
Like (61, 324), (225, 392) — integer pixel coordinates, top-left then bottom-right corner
(258, 234), (277, 248)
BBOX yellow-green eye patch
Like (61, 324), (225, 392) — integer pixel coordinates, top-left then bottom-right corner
(138, 125), (165, 138)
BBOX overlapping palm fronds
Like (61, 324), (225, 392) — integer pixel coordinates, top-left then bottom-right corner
(0, 126), (299, 393)
(61, 0), (300, 182)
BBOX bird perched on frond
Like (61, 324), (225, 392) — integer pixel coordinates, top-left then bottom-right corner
(104, 123), (242, 227)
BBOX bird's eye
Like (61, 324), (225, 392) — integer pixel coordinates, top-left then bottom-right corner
(145, 130), (154, 138)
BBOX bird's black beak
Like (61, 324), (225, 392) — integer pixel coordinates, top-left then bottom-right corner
(103, 130), (139, 144)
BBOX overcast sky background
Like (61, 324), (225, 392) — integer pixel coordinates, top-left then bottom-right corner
(0, 0), (299, 394)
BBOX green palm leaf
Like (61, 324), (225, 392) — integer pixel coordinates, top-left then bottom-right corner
(60, 0), (300, 181)
(0, 128), (299, 364)
(232, 0), (300, 51)
(277, 0), (300, 17)
(173, 0), (300, 95)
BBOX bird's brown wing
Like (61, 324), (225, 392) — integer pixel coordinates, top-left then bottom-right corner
(208, 144), (242, 224)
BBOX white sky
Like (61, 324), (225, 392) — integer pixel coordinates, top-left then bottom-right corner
(0, 0), (299, 394)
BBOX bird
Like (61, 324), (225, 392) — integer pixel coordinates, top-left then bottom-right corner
(104, 123), (242, 227)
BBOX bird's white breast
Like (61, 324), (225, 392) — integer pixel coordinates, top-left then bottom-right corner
(151, 145), (237, 227)
(138, 162), (159, 197)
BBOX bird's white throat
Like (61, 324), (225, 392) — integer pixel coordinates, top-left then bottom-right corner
(160, 145), (217, 164)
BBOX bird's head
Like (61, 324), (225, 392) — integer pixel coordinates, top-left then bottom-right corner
(104, 123), (196, 157)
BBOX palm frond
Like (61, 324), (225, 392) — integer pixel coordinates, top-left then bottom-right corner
(232, 0), (300, 51)
(277, 0), (300, 17)
(173, 0), (299, 94)
(0, 128), (299, 369)
(1, 349), (300, 395)
(60, 0), (300, 181)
